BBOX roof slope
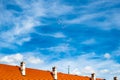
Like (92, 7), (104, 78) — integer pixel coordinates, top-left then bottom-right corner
(0, 64), (103, 80)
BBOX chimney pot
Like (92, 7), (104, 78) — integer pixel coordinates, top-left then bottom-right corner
(52, 66), (57, 80)
(20, 61), (26, 76)
(114, 77), (118, 80)
(91, 73), (96, 80)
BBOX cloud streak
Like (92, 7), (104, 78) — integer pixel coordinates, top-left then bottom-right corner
(64, 0), (120, 30)
(81, 38), (96, 45)
(0, 0), (73, 48)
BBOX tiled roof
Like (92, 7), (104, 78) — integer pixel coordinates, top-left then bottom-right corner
(0, 64), (103, 80)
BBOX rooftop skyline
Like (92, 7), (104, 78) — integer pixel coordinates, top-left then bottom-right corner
(0, 0), (120, 80)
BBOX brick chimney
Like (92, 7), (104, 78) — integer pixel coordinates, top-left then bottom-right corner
(91, 73), (96, 80)
(52, 66), (57, 80)
(20, 61), (26, 76)
(114, 77), (118, 80)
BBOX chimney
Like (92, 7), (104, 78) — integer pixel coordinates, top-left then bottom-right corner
(114, 77), (118, 80)
(91, 73), (96, 80)
(52, 66), (57, 80)
(20, 61), (26, 76)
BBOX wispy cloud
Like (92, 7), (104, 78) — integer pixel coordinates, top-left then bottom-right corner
(0, 0), (73, 48)
(0, 52), (120, 79)
(52, 32), (66, 38)
(27, 56), (43, 64)
(84, 66), (95, 73)
(40, 43), (75, 54)
(0, 53), (23, 65)
(104, 53), (111, 59)
(64, 0), (120, 30)
(65, 13), (100, 24)
(46, 1), (73, 17)
(0, 53), (44, 65)
(39, 52), (120, 80)
(81, 38), (96, 45)
(16, 37), (31, 45)
(36, 32), (66, 38)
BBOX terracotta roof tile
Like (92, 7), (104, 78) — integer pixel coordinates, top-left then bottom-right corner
(0, 64), (104, 80)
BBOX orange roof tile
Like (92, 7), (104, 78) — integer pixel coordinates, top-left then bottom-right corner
(0, 64), (104, 80)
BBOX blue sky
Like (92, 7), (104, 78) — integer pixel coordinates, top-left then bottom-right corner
(0, 0), (120, 79)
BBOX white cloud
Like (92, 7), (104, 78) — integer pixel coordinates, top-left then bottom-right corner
(104, 53), (111, 59)
(72, 68), (81, 75)
(16, 0), (73, 17)
(0, 53), (44, 65)
(64, 0), (120, 30)
(65, 13), (99, 24)
(81, 0), (115, 9)
(52, 32), (66, 38)
(84, 66), (95, 73)
(48, 2), (73, 16)
(15, 0), (46, 17)
(27, 56), (43, 64)
(0, 41), (16, 49)
(0, 53), (23, 65)
(36, 32), (66, 38)
(0, 16), (39, 47)
(100, 69), (109, 74)
(38, 53), (120, 80)
(16, 37), (31, 45)
(47, 43), (75, 53)
(0, 0), (72, 48)
(0, 52), (120, 80)
(81, 38), (96, 45)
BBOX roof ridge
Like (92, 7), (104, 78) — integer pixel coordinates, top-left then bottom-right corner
(0, 63), (104, 80)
